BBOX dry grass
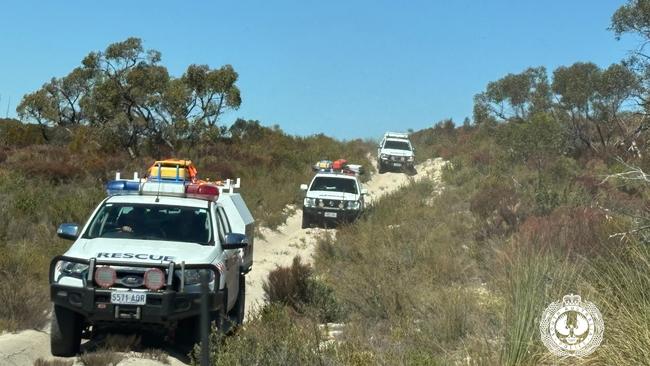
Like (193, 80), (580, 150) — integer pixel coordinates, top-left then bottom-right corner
(33, 358), (73, 366)
(140, 348), (170, 364)
(0, 241), (52, 331)
(78, 351), (124, 366)
(101, 334), (141, 352)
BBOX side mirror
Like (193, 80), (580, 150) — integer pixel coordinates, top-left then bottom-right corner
(361, 188), (369, 195)
(223, 233), (249, 249)
(57, 223), (80, 240)
(300, 184), (308, 191)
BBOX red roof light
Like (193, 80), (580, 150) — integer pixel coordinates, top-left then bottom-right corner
(186, 182), (220, 200)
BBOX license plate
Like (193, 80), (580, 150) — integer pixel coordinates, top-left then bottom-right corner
(111, 291), (147, 305)
(393, 162), (402, 167)
(324, 212), (337, 218)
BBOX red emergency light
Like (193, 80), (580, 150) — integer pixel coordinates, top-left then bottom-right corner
(185, 182), (220, 201)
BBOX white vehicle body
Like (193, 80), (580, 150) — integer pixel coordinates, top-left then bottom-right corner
(377, 132), (415, 172)
(300, 171), (367, 228)
(49, 178), (253, 356)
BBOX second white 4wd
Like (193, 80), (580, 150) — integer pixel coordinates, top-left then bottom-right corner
(377, 132), (415, 173)
(300, 168), (368, 228)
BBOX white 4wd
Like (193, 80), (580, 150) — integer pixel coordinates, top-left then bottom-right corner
(300, 170), (368, 228)
(377, 132), (415, 173)
(49, 176), (253, 356)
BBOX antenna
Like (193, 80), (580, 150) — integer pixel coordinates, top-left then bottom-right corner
(5, 96), (10, 118)
(155, 162), (162, 203)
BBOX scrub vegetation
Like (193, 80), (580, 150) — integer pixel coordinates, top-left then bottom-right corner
(209, 107), (650, 364)
(3, 1), (650, 365)
(0, 116), (372, 332)
(205, 2), (650, 364)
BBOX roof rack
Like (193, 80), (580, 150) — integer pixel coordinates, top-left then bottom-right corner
(384, 131), (409, 139)
(312, 159), (364, 176)
(105, 159), (241, 201)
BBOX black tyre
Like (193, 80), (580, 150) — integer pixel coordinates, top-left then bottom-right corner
(227, 274), (246, 328)
(301, 213), (310, 229)
(177, 287), (228, 348)
(51, 305), (82, 357)
(213, 294), (230, 335)
(378, 161), (385, 174)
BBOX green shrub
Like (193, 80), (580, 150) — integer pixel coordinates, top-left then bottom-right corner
(193, 304), (332, 366)
(587, 238), (650, 365)
(263, 256), (344, 322)
(263, 256), (312, 308)
(0, 118), (46, 147)
(497, 249), (576, 365)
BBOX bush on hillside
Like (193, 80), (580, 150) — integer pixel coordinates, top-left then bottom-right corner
(263, 256), (343, 322)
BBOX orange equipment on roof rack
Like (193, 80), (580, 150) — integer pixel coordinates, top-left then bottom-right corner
(331, 159), (348, 170)
(147, 159), (198, 182)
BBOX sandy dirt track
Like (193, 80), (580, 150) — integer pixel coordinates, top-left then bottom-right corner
(0, 158), (446, 366)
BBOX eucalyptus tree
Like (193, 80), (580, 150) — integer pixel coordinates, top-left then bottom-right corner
(16, 37), (242, 154)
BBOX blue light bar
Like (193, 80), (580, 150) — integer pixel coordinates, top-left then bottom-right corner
(106, 180), (141, 196)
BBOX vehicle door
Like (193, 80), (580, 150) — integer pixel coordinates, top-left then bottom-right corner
(357, 180), (365, 210)
(215, 204), (239, 309)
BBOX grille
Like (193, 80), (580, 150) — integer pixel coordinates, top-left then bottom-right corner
(93, 267), (173, 290)
(116, 271), (145, 288)
(320, 199), (342, 209)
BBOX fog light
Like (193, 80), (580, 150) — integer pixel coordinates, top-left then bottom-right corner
(95, 266), (116, 288)
(144, 268), (165, 290)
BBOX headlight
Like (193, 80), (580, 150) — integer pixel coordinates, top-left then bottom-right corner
(380, 154), (388, 159)
(407, 156), (414, 161)
(347, 200), (361, 210)
(60, 261), (89, 277)
(304, 197), (316, 208)
(176, 269), (215, 285)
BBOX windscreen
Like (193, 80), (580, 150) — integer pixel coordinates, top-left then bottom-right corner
(310, 177), (358, 194)
(83, 203), (212, 245)
(384, 139), (411, 151)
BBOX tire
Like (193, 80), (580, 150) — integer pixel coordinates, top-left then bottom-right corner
(301, 213), (310, 229)
(177, 289), (228, 347)
(227, 274), (246, 328)
(213, 293), (229, 335)
(378, 161), (385, 174)
(51, 305), (82, 357)
(175, 316), (199, 347)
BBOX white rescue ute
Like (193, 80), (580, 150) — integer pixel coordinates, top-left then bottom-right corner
(49, 165), (253, 357)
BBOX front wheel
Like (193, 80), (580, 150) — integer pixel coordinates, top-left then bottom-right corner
(301, 213), (310, 229)
(377, 161), (385, 174)
(227, 274), (246, 328)
(51, 305), (82, 357)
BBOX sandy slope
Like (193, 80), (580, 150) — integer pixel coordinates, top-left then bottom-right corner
(246, 157), (446, 314)
(0, 158), (446, 366)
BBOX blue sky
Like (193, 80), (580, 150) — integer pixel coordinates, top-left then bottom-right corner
(0, 0), (640, 140)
